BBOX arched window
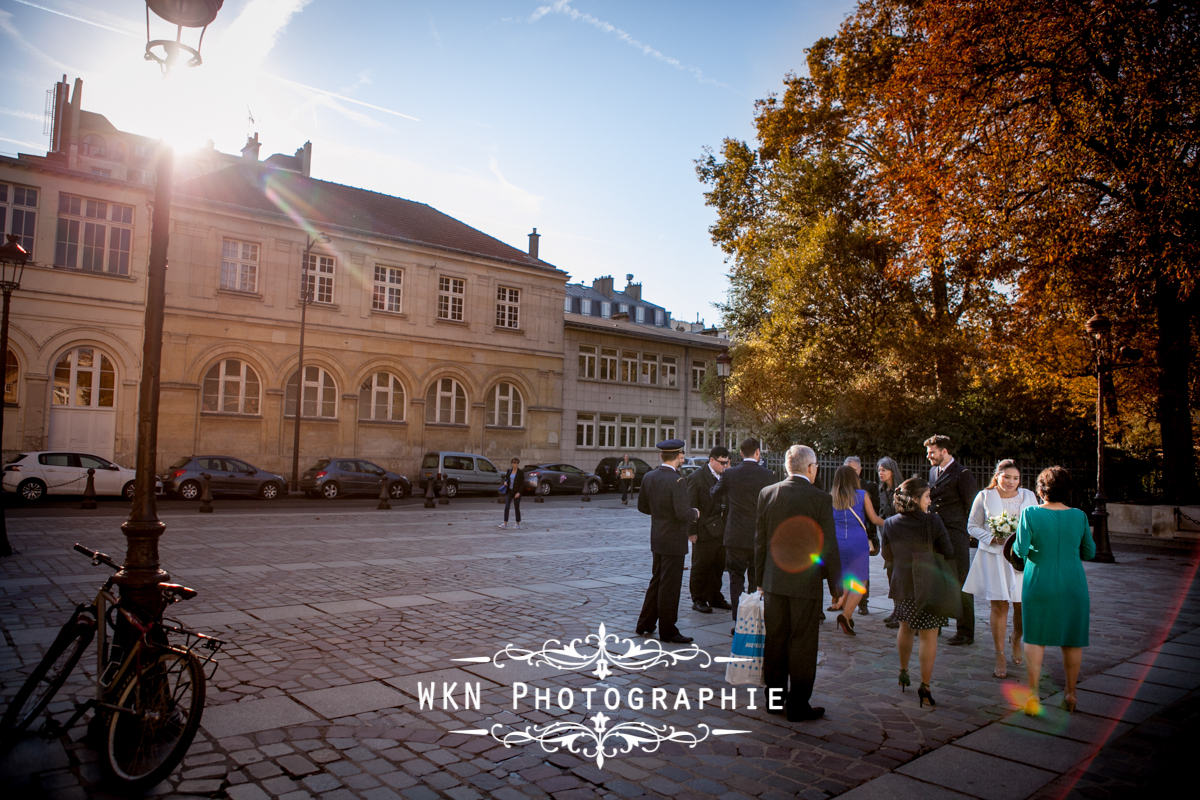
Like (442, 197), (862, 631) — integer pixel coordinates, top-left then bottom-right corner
(285, 366), (337, 418)
(81, 134), (106, 158)
(202, 359), (261, 414)
(425, 378), (466, 425)
(359, 372), (405, 421)
(52, 348), (115, 407)
(486, 382), (523, 428)
(4, 348), (18, 405)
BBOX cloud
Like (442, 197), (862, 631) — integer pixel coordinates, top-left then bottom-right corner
(9, 0), (139, 38)
(264, 74), (420, 123)
(0, 9), (74, 72)
(208, 0), (314, 70)
(0, 135), (47, 152)
(0, 107), (45, 122)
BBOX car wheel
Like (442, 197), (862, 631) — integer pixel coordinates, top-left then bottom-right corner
(122, 481), (136, 501)
(18, 479), (46, 503)
(259, 482), (281, 500)
(537, 481), (551, 496)
(586, 480), (601, 495)
(321, 481), (340, 499)
(388, 481), (405, 499)
(444, 481), (459, 498)
(178, 480), (201, 501)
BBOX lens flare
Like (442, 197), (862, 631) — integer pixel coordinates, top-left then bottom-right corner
(770, 516), (824, 574)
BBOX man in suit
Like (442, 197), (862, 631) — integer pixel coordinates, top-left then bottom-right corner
(925, 434), (980, 646)
(844, 456), (879, 615)
(688, 446), (732, 614)
(712, 437), (777, 624)
(755, 444), (842, 722)
(636, 439), (700, 644)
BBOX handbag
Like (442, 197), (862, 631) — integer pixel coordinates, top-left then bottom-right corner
(725, 591), (765, 686)
(911, 516), (962, 619)
(1003, 536), (1024, 572)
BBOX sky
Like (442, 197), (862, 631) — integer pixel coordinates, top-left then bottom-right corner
(0, 0), (856, 326)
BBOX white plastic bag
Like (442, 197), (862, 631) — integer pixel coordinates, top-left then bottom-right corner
(725, 591), (765, 685)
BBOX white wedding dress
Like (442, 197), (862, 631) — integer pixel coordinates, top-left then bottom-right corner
(963, 488), (1038, 602)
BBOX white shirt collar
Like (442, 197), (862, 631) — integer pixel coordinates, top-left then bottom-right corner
(790, 473), (811, 483)
(661, 463), (677, 472)
(708, 464), (721, 479)
(743, 457), (759, 464)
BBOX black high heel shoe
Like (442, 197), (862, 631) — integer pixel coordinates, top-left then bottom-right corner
(836, 614), (856, 636)
(918, 683), (935, 707)
(898, 669), (910, 692)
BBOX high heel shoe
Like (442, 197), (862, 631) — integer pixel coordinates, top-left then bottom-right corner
(918, 683), (935, 707)
(1023, 696), (1042, 716)
(836, 614), (856, 636)
(1061, 695), (1077, 713)
(1009, 633), (1024, 666)
(898, 668), (910, 692)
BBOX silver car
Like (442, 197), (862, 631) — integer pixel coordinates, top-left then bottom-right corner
(162, 456), (288, 500)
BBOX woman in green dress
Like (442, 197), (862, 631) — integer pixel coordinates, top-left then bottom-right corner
(1014, 466), (1095, 715)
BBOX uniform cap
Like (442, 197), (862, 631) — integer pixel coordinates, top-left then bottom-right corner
(656, 438), (686, 453)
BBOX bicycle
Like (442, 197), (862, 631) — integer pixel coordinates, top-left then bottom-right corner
(0, 544), (225, 792)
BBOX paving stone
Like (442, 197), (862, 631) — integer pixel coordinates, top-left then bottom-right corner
(897, 745), (1056, 800)
(836, 773), (975, 799)
(202, 697), (319, 738)
(951, 725), (1099, 772)
(227, 785), (272, 800)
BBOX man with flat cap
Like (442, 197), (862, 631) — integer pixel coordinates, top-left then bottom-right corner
(636, 439), (700, 644)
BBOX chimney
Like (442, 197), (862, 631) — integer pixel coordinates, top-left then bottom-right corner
(528, 228), (540, 259)
(592, 275), (614, 298)
(612, 311), (630, 322)
(50, 75), (69, 153)
(67, 77), (83, 167)
(242, 132), (261, 163)
(294, 140), (312, 177)
(624, 274), (641, 302)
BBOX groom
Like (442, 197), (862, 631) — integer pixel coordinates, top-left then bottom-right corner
(925, 434), (979, 646)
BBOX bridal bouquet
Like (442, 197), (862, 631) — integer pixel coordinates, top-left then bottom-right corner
(987, 510), (1019, 545)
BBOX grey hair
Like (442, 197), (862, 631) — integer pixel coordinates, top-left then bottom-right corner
(876, 456), (902, 487)
(786, 445), (816, 475)
(843, 456), (861, 468)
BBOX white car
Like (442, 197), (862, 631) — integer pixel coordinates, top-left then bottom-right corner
(2, 451), (162, 502)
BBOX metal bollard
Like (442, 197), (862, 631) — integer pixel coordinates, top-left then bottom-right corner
(377, 478), (391, 510)
(534, 485), (544, 503)
(581, 489), (591, 503)
(81, 468), (97, 510)
(424, 475), (437, 508)
(438, 472), (450, 505)
(199, 472), (214, 513)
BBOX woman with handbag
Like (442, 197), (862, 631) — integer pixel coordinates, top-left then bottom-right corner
(881, 477), (957, 707)
(1015, 466), (1095, 715)
(498, 458), (524, 530)
(828, 466), (886, 635)
(964, 460), (1039, 678)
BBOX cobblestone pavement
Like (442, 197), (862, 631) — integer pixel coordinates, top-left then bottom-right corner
(1, 496), (1198, 800)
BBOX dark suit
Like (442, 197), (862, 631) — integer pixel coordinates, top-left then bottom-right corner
(755, 475), (842, 718)
(928, 460), (979, 637)
(637, 465), (699, 638)
(687, 465), (726, 605)
(712, 458), (776, 619)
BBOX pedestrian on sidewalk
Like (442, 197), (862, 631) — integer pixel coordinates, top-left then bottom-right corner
(1015, 466), (1095, 716)
(925, 435), (980, 646)
(828, 465), (885, 635)
(877, 457), (902, 628)
(964, 459), (1038, 678)
(618, 454), (635, 505)
(688, 445), (732, 614)
(881, 478), (956, 707)
(498, 458), (524, 529)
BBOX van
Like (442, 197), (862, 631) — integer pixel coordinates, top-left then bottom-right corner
(417, 452), (503, 498)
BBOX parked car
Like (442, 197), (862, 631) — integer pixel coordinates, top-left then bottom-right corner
(682, 456), (710, 468)
(4, 451), (162, 502)
(299, 458), (411, 500)
(594, 456), (653, 492)
(679, 464), (702, 478)
(525, 464), (602, 496)
(163, 456), (288, 500)
(416, 452), (502, 498)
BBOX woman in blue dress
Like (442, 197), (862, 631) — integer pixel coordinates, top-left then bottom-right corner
(829, 465), (886, 635)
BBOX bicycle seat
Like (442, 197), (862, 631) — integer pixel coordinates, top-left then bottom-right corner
(158, 583), (197, 601)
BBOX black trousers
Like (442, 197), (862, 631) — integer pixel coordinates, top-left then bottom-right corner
(503, 493), (521, 523)
(726, 546), (756, 621)
(763, 593), (821, 718)
(689, 537), (725, 604)
(637, 553), (685, 639)
(620, 478), (633, 503)
(949, 528), (974, 637)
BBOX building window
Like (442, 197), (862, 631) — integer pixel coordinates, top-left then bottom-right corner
(91, 168), (111, 178)
(425, 377), (467, 424)
(285, 365), (338, 418)
(639, 417), (658, 449)
(576, 413), (595, 447)
(601, 301), (611, 318)
(618, 416), (638, 449)
(486, 382), (523, 427)
(660, 418), (677, 441)
(599, 348), (618, 381)
(581, 298), (592, 315)
(619, 304), (628, 314)
(202, 358), (261, 414)
(128, 168), (146, 184)
(690, 420), (707, 452)
(692, 360), (707, 390)
(437, 276), (465, 321)
(220, 239), (259, 293)
(372, 265), (404, 313)
(134, 143), (151, 159)
(0, 183), (38, 254)
(621, 351), (638, 383)
(5, 348), (18, 405)
(662, 356), (677, 388)
(635, 306), (645, 323)
(359, 372), (405, 421)
(564, 296), (573, 313)
(52, 348), (115, 408)
(81, 134), (106, 157)
(598, 414), (617, 447)
(641, 353), (658, 385)
(655, 309), (664, 326)
(55, 194), (134, 274)
(496, 286), (520, 329)
(578, 345), (596, 379)
(303, 253), (336, 304)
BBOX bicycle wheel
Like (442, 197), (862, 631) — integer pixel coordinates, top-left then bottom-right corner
(0, 618), (95, 745)
(100, 648), (204, 792)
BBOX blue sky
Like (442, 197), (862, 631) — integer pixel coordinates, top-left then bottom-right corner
(0, 0), (855, 324)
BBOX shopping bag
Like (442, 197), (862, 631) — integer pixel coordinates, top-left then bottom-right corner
(725, 591), (765, 686)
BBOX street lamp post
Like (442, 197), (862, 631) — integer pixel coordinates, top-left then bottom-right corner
(290, 234), (331, 492)
(715, 348), (731, 448)
(0, 234), (29, 558)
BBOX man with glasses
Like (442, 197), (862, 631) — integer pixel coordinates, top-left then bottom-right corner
(688, 446), (732, 613)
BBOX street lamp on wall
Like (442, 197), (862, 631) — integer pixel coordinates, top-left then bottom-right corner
(715, 348), (732, 449)
(0, 234), (29, 558)
(144, 0), (225, 73)
(291, 233), (332, 493)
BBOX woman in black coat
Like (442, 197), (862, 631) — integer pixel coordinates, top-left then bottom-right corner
(881, 477), (956, 707)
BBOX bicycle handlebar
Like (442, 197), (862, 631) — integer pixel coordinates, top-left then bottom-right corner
(73, 543), (121, 571)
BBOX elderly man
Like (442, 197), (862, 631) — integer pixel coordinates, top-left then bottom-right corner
(636, 439), (700, 644)
(688, 445), (732, 613)
(755, 445), (842, 722)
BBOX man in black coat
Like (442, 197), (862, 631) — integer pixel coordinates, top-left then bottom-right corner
(925, 434), (980, 646)
(636, 439), (700, 644)
(687, 446), (732, 614)
(712, 437), (777, 623)
(755, 444), (842, 722)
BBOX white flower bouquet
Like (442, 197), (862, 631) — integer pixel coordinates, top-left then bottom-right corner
(987, 510), (1019, 545)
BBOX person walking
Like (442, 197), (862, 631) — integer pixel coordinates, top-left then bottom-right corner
(712, 438), (777, 628)
(618, 454), (636, 505)
(881, 478), (956, 707)
(843, 457), (880, 616)
(498, 458), (524, 530)
(755, 445), (842, 722)
(1015, 466), (1094, 715)
(828, 466), (885, 635)
(964, 460), (1038, 678)
(635, 439), (700, 644)
(925, 435), (980, 646)
(688, 446), (732, 614)
(877, 457), (903, 628)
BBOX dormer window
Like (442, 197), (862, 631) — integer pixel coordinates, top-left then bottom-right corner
(654, 309), (664, 326)
(635, 306), (645, 323)
(581, 298), (592, 315)
(601, 301), (611, 318)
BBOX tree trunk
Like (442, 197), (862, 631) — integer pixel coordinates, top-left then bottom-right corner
(1154, 277), (1198, 502)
